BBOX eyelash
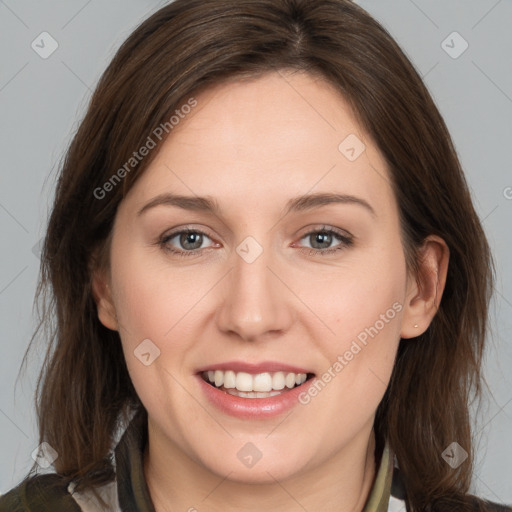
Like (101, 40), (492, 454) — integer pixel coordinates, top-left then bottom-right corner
(158, 226), (354, 258)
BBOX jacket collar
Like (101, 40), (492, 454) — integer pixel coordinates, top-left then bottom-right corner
(114, 408), (397, 512)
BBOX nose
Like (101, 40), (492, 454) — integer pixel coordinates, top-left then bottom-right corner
(215, 242), (294, 342)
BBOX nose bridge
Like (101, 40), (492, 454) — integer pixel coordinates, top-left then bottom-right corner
(216, 235), (293, 341)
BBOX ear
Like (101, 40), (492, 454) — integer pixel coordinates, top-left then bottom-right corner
(91, 266), (118, 331)
(400, 235), (449, 339)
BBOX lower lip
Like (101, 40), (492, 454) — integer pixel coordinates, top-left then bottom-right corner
(196, 374), (315, 420)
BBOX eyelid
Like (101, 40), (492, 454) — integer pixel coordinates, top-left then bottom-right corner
(295, 224), (352, 240)
(160, 224), (216, 240)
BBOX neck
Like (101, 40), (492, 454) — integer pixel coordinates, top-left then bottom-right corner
(144, 424), (378, 512)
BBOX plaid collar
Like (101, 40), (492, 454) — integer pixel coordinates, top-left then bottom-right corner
(114, 409), (398, 512)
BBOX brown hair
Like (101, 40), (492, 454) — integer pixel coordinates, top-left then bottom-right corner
(21, 0), (495, 510)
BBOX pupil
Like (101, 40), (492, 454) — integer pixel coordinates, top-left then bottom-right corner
(312, 232), (331, 249)
(181, 232), (202, 250)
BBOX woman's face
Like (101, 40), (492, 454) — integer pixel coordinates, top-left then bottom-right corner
(99, 71), (415, 483)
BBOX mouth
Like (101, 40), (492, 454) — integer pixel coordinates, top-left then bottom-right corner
(200, 370), (316, 399)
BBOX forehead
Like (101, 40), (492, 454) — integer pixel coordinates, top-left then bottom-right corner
(124, 71), (396, 221)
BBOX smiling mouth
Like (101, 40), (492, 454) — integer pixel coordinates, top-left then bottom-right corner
(200, 370), (315, 399)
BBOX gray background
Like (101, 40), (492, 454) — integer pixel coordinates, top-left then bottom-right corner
(0, 0), (511, 503)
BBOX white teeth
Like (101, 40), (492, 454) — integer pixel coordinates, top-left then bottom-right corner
(226, 389), (282, 398)
(285, 373), (296, 389)
(223, 370), (236, 389)
(203, 370), (308, 393)
(253, 373), (272, 392)
(235, 372), (253, 392)
(272, 372), (285, 390)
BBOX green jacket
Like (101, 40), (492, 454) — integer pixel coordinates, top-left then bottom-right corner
(1, 410), (510, 511)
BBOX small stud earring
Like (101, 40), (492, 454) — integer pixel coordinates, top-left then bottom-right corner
(414, 324), (419, 328)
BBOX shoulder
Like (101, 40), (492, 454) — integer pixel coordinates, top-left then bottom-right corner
(0, 474), (82, 512)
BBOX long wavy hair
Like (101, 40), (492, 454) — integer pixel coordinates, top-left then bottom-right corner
(21, 1), (495, 510)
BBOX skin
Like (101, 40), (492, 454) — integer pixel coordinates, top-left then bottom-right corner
(93, 70), (449, 512)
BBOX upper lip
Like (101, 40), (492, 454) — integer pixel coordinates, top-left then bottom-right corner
(197, 360), (313, 375)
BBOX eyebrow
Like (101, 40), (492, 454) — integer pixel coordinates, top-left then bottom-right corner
(137, 192), (376, 218)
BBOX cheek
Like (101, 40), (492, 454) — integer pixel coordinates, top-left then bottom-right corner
(109, 240), (187, 339)
(108, 244), (201, 413)
(107, 237), (223, 393)
(295, 242), (406, 399)
(298, 242), (406, 346)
